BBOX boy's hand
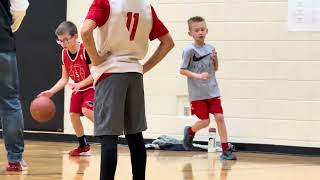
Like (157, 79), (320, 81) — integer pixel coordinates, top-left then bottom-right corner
(68, 82), (82, 92)
(98, 51), (111, 60)
(198, 72), (209, 80)
(212, 49), (219, 72)
(38, 90), (54, 98)
(211, 49), (217, 61)
(94, 51), (111, 66)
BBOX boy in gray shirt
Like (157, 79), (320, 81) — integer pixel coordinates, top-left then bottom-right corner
(180, 16), (236, 160)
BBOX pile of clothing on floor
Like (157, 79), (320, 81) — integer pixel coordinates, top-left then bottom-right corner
(145, 135), (234, 151)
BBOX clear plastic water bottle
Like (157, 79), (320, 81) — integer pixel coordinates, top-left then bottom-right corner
(208, 127), (217, 153)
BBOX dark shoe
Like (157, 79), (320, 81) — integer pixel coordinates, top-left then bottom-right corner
(183, 126), (194, 150)
(220, 148), (237, 160)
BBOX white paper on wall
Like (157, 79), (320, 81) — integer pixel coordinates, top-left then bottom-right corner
(288, 0), (320, 31)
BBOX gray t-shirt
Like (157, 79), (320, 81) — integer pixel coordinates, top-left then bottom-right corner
(180, 43), (220, 101)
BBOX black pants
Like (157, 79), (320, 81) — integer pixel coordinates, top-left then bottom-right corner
(100, 132), (146, 180)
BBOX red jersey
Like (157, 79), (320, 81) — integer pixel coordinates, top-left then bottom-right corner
(62, 43), (91, 83)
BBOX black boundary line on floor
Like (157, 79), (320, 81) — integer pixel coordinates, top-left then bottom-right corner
(0, 131), (319, 156)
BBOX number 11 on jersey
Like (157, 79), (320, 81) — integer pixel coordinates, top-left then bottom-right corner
(126, 12), (139, 41)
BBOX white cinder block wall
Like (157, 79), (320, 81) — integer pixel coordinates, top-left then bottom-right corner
(65, 0), (320, 148)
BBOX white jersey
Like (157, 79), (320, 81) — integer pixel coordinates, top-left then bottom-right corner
(91, 0), (153, 83)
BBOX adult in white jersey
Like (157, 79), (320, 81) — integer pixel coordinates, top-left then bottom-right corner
(81, 0), (174, 179)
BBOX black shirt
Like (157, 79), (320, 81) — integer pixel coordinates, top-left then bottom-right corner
(0, 0), (15, 52)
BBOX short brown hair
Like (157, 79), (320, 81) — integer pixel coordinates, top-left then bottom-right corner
(55, 21), (78, 36)
(187, 16), (206, 30)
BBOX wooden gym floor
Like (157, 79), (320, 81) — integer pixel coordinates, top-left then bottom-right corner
(0, 140), (320, 180)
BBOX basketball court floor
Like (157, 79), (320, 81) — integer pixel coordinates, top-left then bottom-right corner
(0, 140), (319, 180)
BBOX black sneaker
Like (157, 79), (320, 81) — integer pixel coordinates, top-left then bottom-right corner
(220, 148), (237, 160)
(183, 126), (194, 150)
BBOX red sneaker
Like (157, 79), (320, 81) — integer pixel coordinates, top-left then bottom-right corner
(6, 160), (27, 171)
(69, 145), (91, 156)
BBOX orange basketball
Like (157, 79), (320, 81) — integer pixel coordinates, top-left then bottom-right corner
(30, 97), (56, 123)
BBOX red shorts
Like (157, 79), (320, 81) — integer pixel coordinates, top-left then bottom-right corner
(70, 88), (94, 115)
(191, 97), (223, 120)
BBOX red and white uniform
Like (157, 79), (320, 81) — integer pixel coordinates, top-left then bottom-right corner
(62, 43), (92, 85)
(86, 0), (169, 84)
(62, 43), (94, 114)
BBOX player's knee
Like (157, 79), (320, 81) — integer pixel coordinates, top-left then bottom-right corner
(201, 119), (210, 127)
(214, 114), (224, 121)
(82, 108), (87, 114)
(81, 108), (90, 116)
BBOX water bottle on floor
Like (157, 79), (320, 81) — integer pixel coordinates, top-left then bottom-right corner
(208, 128), (216, 153)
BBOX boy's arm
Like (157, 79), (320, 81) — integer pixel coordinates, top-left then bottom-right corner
(79, 75), (94, 87)
(38, 65), (69, 98)
(48, 65), (69, 94)
(81, 0), (110, 66)
(81, 20), (103, 66)
(143, 33), (174, 74)
(180, 48), (209, 80)
(143, 6), (174, 74)
(212, 49), (218, 72)
(180, 69), (209, 80)
(10, 0), (29, 32)
(69, 75), (94, 92)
